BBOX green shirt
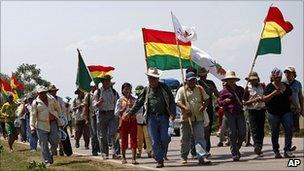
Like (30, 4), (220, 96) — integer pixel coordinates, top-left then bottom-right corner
(147, 87), (166, 115)
(1, 102), (18, 122)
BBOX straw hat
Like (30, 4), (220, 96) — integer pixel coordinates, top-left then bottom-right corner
(245, 71), (259, 81)
(284, 66), (296, 73)
(145, 67), (162, 78)
(36, 86), (48, 93)
(221, 70), (240, 81)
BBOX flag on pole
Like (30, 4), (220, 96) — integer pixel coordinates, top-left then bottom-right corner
(171, 12), (197, 43)
(87, 65), (115, 85)
(0, 78), (13, 98)
(191, 45), (227, 80)
(76, 49), (93, 93)
(257, 6), (293, 55)
(142, 28), (193, 70)
(11, 74), (25, 99)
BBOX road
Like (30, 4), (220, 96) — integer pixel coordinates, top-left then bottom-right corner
(71, 136), (304, 171)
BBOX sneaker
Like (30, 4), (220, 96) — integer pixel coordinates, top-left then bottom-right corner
(284, 151), (295, 158)
(199, 158), (212, 165)
(45, 163), (51, 167)
(156, 162), (164, 168)
(30, 149), (37, 153)
(132, 159), (139, 165)
(254, 146), (263, 155)
(121, 158), (127, 164)
(181, 159), (187, 164)
(274, 152), (282, 159)
(290, 145), (297, 151)
(217, 142), (223, 147)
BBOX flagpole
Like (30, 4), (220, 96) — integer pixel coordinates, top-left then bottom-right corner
(142, 28), (149, 72)
(171, 12), (194, 134)
(244, 5), (272, 94)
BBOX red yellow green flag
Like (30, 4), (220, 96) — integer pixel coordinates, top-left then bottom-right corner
(87, 65), (115, 85)
(0, 78), (13, 98)
(11, 74), (25, 99)
(257, 6), (293, 55)
(142, 28), (192, 70)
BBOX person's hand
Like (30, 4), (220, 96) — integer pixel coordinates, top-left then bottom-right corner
(31, 129), (36, 135)
(122, 113), (131, 120)
(199, 104), (207, 112)
(242, 100), (248, 106)
(273, 89), (281, 96)
(85, 119), (89, 125)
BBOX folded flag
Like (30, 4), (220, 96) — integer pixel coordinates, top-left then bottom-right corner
(142, 28), (193, 70)
(257, 6), (293, 55)
(87, 65), (115, 85)
(191, 46), (227, 80)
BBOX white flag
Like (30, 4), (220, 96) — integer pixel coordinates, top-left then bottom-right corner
(171, 12), (197, 43)
(191, 45), (227, 80)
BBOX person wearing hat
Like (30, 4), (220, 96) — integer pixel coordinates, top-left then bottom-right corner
(243, 71), (266, 156)
(197, 67), (220, 155)
(218, 70), (246, 161)
(258, 68), (295, 158)
(134, 85), (153, 159)
(175, 71), (211, 165)
(284, 66), (303, 133)
(72, 88), (90, 150)
(126, 68), (176, 168)
(84, 81), (100, 156)
(48, 84), (72, 156)
(25, 93), (38, 152)
(30, 85), (62, 166)
(93, 74), (120, 160)
(1, 93), (18, 152)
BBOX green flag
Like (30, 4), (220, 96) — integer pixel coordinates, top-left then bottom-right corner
(76, 49), (92, 93)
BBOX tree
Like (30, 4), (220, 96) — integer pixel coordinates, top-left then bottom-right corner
(14, 63), (50, 93)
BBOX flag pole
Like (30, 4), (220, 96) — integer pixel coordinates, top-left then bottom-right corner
(142, 28), (149, 72)
(244, 4), (272, 94)
(171, 12), (194, 134)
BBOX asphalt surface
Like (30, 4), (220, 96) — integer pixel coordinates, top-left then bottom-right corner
(71, 135), (304, 171)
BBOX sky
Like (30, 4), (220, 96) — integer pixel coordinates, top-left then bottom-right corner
(1, 1), (303, 98)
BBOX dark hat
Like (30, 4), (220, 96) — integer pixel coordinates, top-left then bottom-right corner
(102, 75), (113, 81)
(48, 84), (59, 91)
(74, 88), (83, 94)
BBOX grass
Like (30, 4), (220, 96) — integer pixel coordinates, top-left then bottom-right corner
(0, 140), (128, 171)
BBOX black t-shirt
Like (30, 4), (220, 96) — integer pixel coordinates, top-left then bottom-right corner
(264, 82), (292, 115)
(198, 79), (217, 110)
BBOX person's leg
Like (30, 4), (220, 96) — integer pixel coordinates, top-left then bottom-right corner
(236, 113), (247, 153)
(48, 121), (60, 156)
(143, 125), (153, 156)
(180, 122), (191, 161)
(90, 115), (99, 154)
(130, 119), (138, 164)
(83, 122), (90, 148)
(205, 107), (214, 153)
(37, 129), (52, 164)
(281, 112), (294, 153)
(6, 122), (16, 150)
(74, 120), (82, 148)
(137, 125), (144, 156)
(293, 113), (300, 132)
(267, 113), (281, 154)
(193, 121), (210, 164)
(147, 115), (163, 164)
(218, 115), (227, 145)
(20, 119), (27, 142)
(159, 115), (170, 163)
(98, 112), (110, 157)
(225, 112), (238, 156)
(109, 114), (120, 157)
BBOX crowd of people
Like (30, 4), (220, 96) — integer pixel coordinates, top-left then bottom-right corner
(0, 66), (302, 168)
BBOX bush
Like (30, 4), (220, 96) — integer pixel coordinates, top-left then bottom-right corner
(26, 160), (46, 171)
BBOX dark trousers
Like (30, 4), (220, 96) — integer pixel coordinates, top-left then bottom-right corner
(292, 112), (300, 132)
(267, 112), (293, 153)
(75, 120), (90, 147)
(20, 119), (27, 142)
(0, 121), (7, 138)
(248, 109), (265, 149)
(204, 106), (214, 152)
(90, 115), (100, 154)
(225, 112), (246, 155)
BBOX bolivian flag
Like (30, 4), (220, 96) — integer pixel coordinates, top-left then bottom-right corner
(142, 28), (192, 70)
(11, 74), (25, 99)
(87, 65), (114, 85)
(257, 6), (293, 55)
(0, 78), (13, 98)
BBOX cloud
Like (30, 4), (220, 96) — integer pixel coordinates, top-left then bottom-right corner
(65, 28), (141, 52)
(209, 29), (258, 52)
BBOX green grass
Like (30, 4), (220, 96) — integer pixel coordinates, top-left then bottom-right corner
(0, 140), (128, 171)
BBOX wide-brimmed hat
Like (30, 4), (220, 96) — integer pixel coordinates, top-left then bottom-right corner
(145, 67), (162, 78)
(36, 85), (48, 93)
(48, 84), (59, 91)
(198, 67), (209, 76)
(245, 71), (259, 81)
(221, 70), (240, 81)
(284, 66), (296, 73)
(186, 72), (197, 81)
(102, 75), (113, 81)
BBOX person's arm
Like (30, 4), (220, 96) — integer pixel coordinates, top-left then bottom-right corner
(261, 84), (280, 102)
(175, 87), (191, 116)
(164, 84), (176, 119)
(30, 101), (37, 131)
(83, 93), (90, 124)
(128, 88), (147, 115)
(92, 89), (103, 109)
(217, 90), (231, 106)
(197, 85), (209, 112)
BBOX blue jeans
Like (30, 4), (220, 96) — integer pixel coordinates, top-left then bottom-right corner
(267, 112), (293, 153)
(147, 114), (170, 163)
(26, 115), (38, 150)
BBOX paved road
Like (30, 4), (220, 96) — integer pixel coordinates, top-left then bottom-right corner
(71, 136), (304, 171)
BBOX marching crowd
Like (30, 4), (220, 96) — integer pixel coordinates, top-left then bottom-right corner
(0, 66), (302, 168)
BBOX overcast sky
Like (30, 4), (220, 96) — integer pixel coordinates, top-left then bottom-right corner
(1, 1), (303, 98)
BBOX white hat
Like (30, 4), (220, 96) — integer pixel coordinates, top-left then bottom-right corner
(221, 70), (240, 81)
(36, 85), (48, 93)
(284, 66), (296, 73)
(145, 67), (162, 78)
